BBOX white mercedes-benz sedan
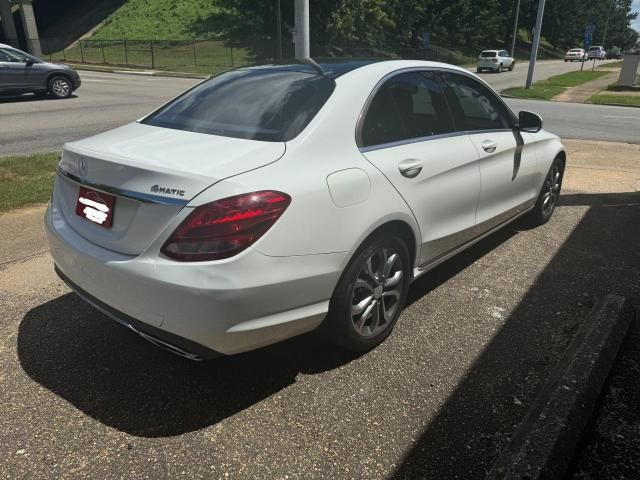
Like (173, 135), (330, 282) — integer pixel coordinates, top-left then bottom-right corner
(46, 60), (565, 360)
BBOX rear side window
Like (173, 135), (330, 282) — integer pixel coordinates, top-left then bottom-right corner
(361, 71), (454, 148)
(142, 69), (335, 142)
(439, 72), (513, 131)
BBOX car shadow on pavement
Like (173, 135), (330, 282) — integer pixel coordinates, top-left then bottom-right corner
(17, 295), (358, 438)
(393, 191), (640, 479)
(0, 94), (77, 104)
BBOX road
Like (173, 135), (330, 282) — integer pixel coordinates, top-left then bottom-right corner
(0, 59), (634, 156)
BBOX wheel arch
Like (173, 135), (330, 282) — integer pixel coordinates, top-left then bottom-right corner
(341, 217), (420, 276)
(46, 71), (73, 88)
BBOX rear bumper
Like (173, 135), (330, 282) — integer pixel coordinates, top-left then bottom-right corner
(45, 199), (346, 356)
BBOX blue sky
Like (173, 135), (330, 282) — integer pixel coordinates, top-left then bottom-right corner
(633, 0), (640, 31)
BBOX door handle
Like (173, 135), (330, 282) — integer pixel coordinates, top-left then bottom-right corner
(398, 159), (423, 178)
(481, 140), (497, 153)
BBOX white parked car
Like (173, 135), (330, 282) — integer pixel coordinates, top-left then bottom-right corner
(564, 48), (586, 62)
(46, 60), (565, 360)
(477, 50), (515, 73)
(587, 46), (606, 60)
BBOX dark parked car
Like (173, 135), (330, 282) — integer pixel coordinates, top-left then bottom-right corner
(605, 50), (623, 59)
(0, 43), (81, 99)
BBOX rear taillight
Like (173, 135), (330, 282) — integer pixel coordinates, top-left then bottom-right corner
(161, 190), (291, 261)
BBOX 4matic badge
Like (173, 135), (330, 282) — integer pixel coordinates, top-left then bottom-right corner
(150, 185), (186, 197)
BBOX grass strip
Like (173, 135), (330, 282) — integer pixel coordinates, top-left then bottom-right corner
(0, 152), (59, 212)
(502, 70), (610, 100)
(589, 94), (640, 107)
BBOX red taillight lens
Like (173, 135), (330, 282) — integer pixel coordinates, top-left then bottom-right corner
(161, 190), (291, 261)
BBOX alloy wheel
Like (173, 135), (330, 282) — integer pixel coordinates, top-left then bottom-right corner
(542, 163), (562, 217)
(350, 247), (404, 338)
(52, 78), (70, 97)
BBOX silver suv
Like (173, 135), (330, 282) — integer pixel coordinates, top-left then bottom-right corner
(0, 43), (81, 99)
(587, 46), (606, 60)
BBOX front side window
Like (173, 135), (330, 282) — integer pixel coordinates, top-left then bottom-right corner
(439, 72), (513, 131)
(142, 69), (335, 142)
(361, 71), (454, 148)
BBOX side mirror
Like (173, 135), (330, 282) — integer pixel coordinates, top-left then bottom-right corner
(25, 58), (34, 66)
(518, 110), (543, 133)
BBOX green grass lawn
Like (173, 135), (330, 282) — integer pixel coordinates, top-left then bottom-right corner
(0, 153), (59, 212)
(589, 94), (640, 106)
(92, 0), (222, 40)
(502, 70), (610, 100)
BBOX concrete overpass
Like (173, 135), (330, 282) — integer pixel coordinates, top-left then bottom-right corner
(0, 0), (41, 56)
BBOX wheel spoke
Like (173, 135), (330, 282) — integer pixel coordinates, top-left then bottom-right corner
(383, 253), (398, 278)
(352, 294), (374, 315)
(384, 270), (402, 288)
(355, 300), (376, 333)
(365, 256), (377, 281)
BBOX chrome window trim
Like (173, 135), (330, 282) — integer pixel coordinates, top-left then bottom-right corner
(355, 65), (519, 151)
(359, 130), (468, 153)
(57, 166), (190, 207)
(359, 128), (516, 153)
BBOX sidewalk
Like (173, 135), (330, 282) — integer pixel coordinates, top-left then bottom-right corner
(554, 72), (618, 103)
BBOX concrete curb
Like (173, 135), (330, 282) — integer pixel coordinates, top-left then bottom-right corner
(486, 295), (636, 480)
(69, 64), (210, 80)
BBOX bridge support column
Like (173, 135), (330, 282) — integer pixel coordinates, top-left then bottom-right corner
(19, 0), (41, 56)
(0, 0), (18, 47)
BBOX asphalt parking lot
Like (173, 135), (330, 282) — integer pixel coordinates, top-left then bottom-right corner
(1, 140), (639, 479)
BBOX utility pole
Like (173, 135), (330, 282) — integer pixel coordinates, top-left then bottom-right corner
(525, 0), (546, 89)
(602, 0), (615, 49)
(275, 0), (283, 63)
(294, 0), (310, 60)
(510, 0), (521, 58)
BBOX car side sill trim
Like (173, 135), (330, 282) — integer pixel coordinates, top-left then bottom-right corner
(412, 203), (535, 281)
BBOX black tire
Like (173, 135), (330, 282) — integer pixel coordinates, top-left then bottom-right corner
(509, 62), (515, 71)
(526, 156), (565, 227)
(564, 59), (568, 62)
(322, 234), (411, 352)
(497, 63), (503, 73)
(48, 75), (73, 99)
(477, 68), (482, 73)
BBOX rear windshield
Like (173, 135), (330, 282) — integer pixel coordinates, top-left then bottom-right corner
(569, 49), (582, 52)
(589, 47), (600, 51)
(142, 69), (335, 142)
(480, 51), (497, 57)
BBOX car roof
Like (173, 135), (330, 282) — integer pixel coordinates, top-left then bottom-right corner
(241, 59), (473, 80)
(0, 43), (12, 49)
(481, 49), (500, 52)
(241, 60), (381, 79)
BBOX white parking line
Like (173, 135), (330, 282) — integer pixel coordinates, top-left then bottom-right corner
(603, 116), (640, 120)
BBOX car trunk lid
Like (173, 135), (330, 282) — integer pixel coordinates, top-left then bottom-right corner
(55, 122), (285, 255)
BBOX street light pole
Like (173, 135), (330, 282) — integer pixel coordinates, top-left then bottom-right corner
(525, 0), (546, 89)
(294, 0), (310, 60)
(275, 0), (282, 63)
(510, 0), (521, 58)
(602, 0), (615, 49)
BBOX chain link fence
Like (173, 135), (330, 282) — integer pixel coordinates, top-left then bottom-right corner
(38, 37), (563, 75)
